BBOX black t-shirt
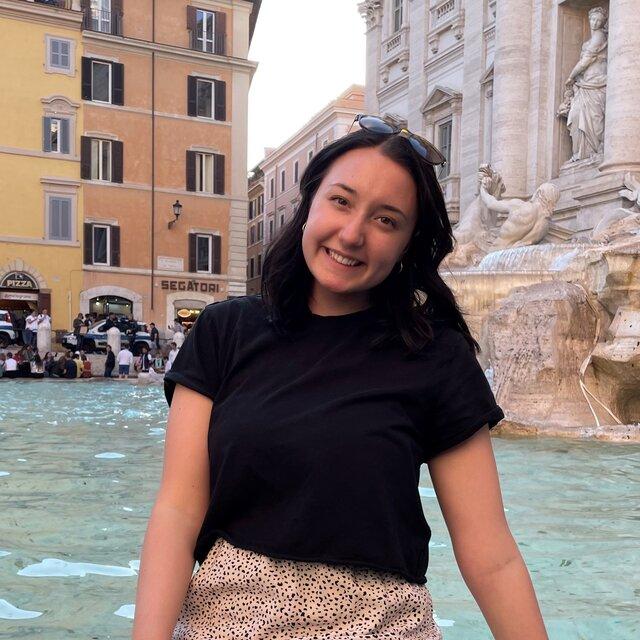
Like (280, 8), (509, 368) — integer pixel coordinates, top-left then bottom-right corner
(164, 294), (504, 584)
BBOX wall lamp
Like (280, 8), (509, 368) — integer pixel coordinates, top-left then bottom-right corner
(168, 200), (183, 229)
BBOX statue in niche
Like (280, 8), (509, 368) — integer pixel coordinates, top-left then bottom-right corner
(479, 180), (561, 249)
(557, 7), (608, 162)
(445, 165), (505, 267)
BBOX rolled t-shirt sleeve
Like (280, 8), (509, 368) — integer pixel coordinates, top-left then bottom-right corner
(164, 304), (222, 406)
(424, 328), (505, 461)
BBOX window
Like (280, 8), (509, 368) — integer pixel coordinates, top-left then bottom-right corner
(258, 194), (264, 213)
(43, 117), (69, 154)
(393, 0), (403, 33)
(308, 150), (313, 161)
(257, 253), (262, 275)
(269, 177), (274, 199)
(186, 151), (225, 194)
(294, 161), (299, 184)
(90, 0), (112, 34)
(49, 38), (71, 71)
(438, 120), (452, 179)
(196, 153), (214, 193)
(189, 233), (221, 273)
(269, 218), (274, 239)
(257, 220), (263, 240)
(82, 57), (124, 105)
(91, 139), (112, 181)
(249, 257), (255, 279)
(281, 170), (285, 192)
(196, 234), (212, 272)
(187, 77), (226, 120)
(48, 196), (72, 241)
(249, 200), (254, 220)
(197, 9), (215, 53)
(250, 226), (256, 245)
(92, 61), (111, 103)
(81, 137), (123, 183)
(280, 213), (285, 228)
(322, 139), (328, 148)
(188, 7), (225, 55)
(92, 225), (110, 265)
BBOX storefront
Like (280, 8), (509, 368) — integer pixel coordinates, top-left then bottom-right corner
(88, 295), (133, 319)
(0, 271), (50, 319)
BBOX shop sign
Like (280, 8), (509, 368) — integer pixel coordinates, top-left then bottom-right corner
(1, 292), (39, 301)
(0, 271), (38, 290)
(161, 280), (221, 293)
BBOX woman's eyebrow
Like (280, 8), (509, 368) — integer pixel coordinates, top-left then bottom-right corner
(329, 182), (406, 218)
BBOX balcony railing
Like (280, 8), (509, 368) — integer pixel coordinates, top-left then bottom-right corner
(190, 31), (227, 56)
(83, 8), (123, 36)
(33, 0), (74, 8)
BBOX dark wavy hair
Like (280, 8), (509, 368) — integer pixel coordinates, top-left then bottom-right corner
(260, 127), (479, 356)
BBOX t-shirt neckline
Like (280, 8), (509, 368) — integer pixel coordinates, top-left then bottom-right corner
(308, 305), (378, 324)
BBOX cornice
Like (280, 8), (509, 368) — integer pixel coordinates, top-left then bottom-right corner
(0, 0), (82, 29)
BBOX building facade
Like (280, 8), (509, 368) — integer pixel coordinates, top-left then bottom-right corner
(358, 0), (640, 235)
(251, 85), (365, 291)
(0, 0), (84, 331)
(246, 164), (264, 295)
(80, 0), (259, 333)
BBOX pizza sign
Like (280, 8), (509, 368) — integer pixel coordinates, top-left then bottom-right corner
(0, 272), (38, 290)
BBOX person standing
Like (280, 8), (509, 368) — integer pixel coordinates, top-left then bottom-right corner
(73, 351), (84, 378)
(0, 353), (6, 378)
(24, 310), (38, 348)
(104, 345), (116, 378)
(117, 345), (134, 379)
(37, 309), (51, 326)
(164, 341), (178, 374)
(73, 313), (85, 351)
(149, 322), (160, 349)
(14, 313), (25, 346)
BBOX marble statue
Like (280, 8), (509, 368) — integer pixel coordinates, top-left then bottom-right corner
(590, 173), (640, 244)
(445, 165), (505, 267)
(557, 7), (608, 162)
(479, 180), (561, 249)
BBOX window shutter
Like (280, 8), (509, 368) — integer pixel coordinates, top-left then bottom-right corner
(112, 63), (124, 105)
(214, 153), (225, 195)
(61, 119), (70, 154)
(110, 225), (121, 266)
(187, 5), (197, 44)
(212, 234), (221, 274)
(60, 199), (71, 240)
(84, 223), (93, 264)
(111, 0), (122, 35)
(186, 150), (196, 191)
(188, 234), (197, 272)
(43, 117), (52, 152)
(214, 80), (226, 121)
(112, 141), (124, 183)
(81, 57), (92, 100)
(81, 136), (92, 179)
(214, 12), (226, 55)
(187, 76), (197, 117)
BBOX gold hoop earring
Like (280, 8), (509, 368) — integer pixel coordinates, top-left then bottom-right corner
(302, 222), (307, 232)
(397, 260), (404, 273)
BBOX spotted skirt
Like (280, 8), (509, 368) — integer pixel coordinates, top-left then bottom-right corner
(172, 536), (443, 639)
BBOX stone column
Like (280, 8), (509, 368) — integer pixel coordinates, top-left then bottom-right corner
(600, 0), (640, 173)
(491, 0), (533, 197)
(358, 1), (383, 114)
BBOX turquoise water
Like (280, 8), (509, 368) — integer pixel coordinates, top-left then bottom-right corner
(0, 380), (638, 639)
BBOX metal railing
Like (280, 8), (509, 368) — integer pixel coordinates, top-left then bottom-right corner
(82, 8), (123, 36)
(190, 31), (226, 56)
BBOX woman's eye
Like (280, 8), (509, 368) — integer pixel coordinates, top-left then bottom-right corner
(332, 196), (348, 207)
(379, 216), (396, 228)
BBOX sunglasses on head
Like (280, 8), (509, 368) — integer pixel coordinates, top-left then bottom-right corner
(347, 114), (447, 167)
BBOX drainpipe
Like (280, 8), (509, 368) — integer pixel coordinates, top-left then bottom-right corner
(150, 0), (156, 310)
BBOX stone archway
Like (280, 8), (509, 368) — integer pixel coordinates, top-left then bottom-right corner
(80, 285), (143, 319)
(0, 258), (48, 290)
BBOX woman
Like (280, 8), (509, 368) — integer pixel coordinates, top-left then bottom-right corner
(133, 119), (548, 639)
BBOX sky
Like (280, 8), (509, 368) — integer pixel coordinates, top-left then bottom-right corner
(247, 0), (367, 171)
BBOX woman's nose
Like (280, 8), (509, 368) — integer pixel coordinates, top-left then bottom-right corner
(338, 218), (366, 246)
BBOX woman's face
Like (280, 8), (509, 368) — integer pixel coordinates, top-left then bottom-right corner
(589, 13), (604, 30)
(302, 146), (418, 314)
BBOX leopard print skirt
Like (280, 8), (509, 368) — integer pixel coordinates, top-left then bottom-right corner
(172, 535), (443, 639)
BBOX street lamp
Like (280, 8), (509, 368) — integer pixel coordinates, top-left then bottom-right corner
(168, 200), (183, 229)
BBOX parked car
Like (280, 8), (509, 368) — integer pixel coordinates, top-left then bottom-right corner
(62, 318), (154, 355)
(0, 310), (17, 349)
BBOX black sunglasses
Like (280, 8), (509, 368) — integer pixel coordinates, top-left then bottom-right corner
(347, 114), (447, 166)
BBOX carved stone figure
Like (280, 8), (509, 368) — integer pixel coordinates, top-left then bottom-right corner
(590, 173), (640, 244)
(558, 7), (608, 162)
(445, 165), (505, 267)
(479, 180), (561, 249)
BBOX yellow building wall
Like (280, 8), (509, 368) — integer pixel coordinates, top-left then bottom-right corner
(0, 6), (83, 333)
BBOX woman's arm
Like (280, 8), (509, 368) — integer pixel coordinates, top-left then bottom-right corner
(428, 426), (548, 640)
(132, 384), (212, 640)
